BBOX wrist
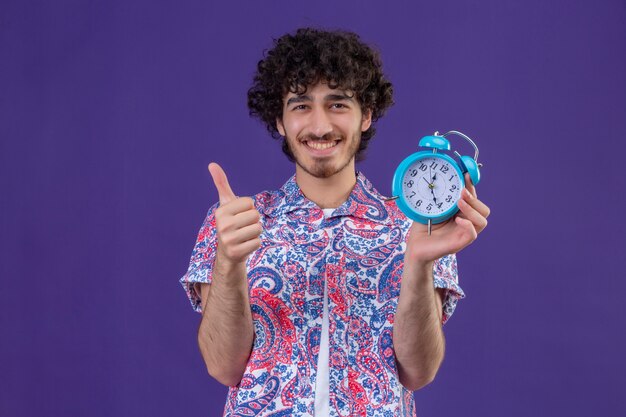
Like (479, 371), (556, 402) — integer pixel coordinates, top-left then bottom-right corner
(402, 258), (434, 287)
(405, 256), (434, 272)
(213, 253), (248, 287)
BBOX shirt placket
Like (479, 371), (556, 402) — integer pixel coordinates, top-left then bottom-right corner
(297, 210), (326, 414)
(325, 217), (352, 417)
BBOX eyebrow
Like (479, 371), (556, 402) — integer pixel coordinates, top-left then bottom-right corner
(286, 93), (355, 106)
(286, 95), (311, 106)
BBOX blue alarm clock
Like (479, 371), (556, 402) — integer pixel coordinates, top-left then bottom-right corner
(392, 130), (482, 233)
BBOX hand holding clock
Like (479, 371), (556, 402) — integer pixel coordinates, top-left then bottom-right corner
(208, 163), (262, 269)
(405, 173), (490, 265)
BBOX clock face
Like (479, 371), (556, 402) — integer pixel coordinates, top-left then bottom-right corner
(401, 156), (463, 217)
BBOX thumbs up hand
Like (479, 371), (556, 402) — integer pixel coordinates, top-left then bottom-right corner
(209, 162), (262, 268)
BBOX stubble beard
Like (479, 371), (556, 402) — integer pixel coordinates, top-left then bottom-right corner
(287, 132), (361, 179)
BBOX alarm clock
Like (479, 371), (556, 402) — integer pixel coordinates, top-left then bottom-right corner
(392, 130), (482, 233)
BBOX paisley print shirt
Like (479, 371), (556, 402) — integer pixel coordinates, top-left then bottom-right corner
(180, 172), (465, 417)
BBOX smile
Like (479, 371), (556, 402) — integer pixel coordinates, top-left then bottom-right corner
(303, 140), (340, 150)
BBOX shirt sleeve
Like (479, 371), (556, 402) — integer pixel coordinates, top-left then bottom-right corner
(432, 254), (465, 324)
(179, 203), (219, 313)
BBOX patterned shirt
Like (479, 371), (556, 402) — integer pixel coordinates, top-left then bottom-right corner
(180, 172), (464, 417)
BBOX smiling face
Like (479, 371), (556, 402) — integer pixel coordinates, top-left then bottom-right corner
(276, 82), (372, 180)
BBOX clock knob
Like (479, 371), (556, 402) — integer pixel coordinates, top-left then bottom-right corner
(418, 135), (451, 151)
(459, 155), (481, 186)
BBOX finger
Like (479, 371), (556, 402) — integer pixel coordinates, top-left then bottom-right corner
(232, 222), (263, 242)
(219, 212), (261, 239)
(454, 216), (478, 243)
(462, 188), (491, 218)
(218, 197), (256, 216)
(209, 162), (237, 205)
(429, 217), (475, 256)
(226, 238), (262, 260)
(457, 197), (488, 232)
(238, 237), (262, 255)
(464, 173), (477, 199)
(234, 208), (261, 226)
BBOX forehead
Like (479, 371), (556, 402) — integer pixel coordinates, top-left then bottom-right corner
(283, 82), (354, 100)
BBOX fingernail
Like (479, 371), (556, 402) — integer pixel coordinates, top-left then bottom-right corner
(464, 188), (473, 199)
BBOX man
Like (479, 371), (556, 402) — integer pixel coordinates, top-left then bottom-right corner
(181, 28), (490, 416)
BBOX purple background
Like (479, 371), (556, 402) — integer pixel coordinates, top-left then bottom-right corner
(2, 0), (625, 416)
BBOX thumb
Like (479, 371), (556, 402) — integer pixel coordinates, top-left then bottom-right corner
(208, 162), (237, 205)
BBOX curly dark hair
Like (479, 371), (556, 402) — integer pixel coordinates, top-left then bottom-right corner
(247, 28), (394, 162)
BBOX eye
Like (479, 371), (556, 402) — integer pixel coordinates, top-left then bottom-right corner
(291, 104), (308, 111)
(331, 103), (348, 109)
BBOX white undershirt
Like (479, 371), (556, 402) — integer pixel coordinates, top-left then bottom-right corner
(314, 208), (334, 416)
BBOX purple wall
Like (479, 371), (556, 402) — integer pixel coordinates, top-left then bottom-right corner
(1, 0), (625, 416)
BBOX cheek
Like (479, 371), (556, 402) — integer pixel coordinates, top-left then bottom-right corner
(344, 117), (364, 134)
(282, 119), (303, 138)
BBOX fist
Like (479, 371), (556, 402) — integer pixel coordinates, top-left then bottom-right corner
(209, 162), (262, 266)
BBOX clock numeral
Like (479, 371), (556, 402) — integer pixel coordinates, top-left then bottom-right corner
(449, 175), (454, 181)
(405, 180), (414, 188)
(449, 184), (457, 192)
(439, 165), (449, 174)
(436, 202), (443, 209)
(416, 199), (422, 207)
(426, 203), (433, 211)
(429, 161), (439, 170)
(408, 191), (416, 198)
(409, 169), (418, 177)
(419, 163), (427, 171)
(445, 195), (452, 203)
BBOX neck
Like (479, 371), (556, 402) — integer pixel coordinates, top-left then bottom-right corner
(295, 162), (357, 209)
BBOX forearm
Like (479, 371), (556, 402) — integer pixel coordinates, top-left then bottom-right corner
(198, 256), (254, 386)
(393, 260), (445, 391)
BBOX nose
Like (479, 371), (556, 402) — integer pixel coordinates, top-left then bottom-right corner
(308, 107), (333, 138)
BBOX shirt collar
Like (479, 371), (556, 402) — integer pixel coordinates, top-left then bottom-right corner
(262, 171), (392, 225)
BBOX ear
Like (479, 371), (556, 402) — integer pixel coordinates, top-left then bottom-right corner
(276, 117), (286, 137)
(361, 110), (372, 132)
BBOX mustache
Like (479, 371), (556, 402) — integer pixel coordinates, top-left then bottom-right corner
(298, 133), (342, 142)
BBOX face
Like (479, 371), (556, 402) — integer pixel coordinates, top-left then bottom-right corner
(276, 82), (372, 179)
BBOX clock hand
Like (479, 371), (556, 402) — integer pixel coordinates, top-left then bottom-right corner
(426, 181), (436, 202)
(422, 170), (436, 203)
(431, 170), (439, 204)
(427, 167), (438, 203)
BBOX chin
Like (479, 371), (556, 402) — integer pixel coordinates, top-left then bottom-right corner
(296, 158), (352, 179)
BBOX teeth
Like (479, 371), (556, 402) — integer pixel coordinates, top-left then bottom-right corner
(306, 141), (338, 150)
